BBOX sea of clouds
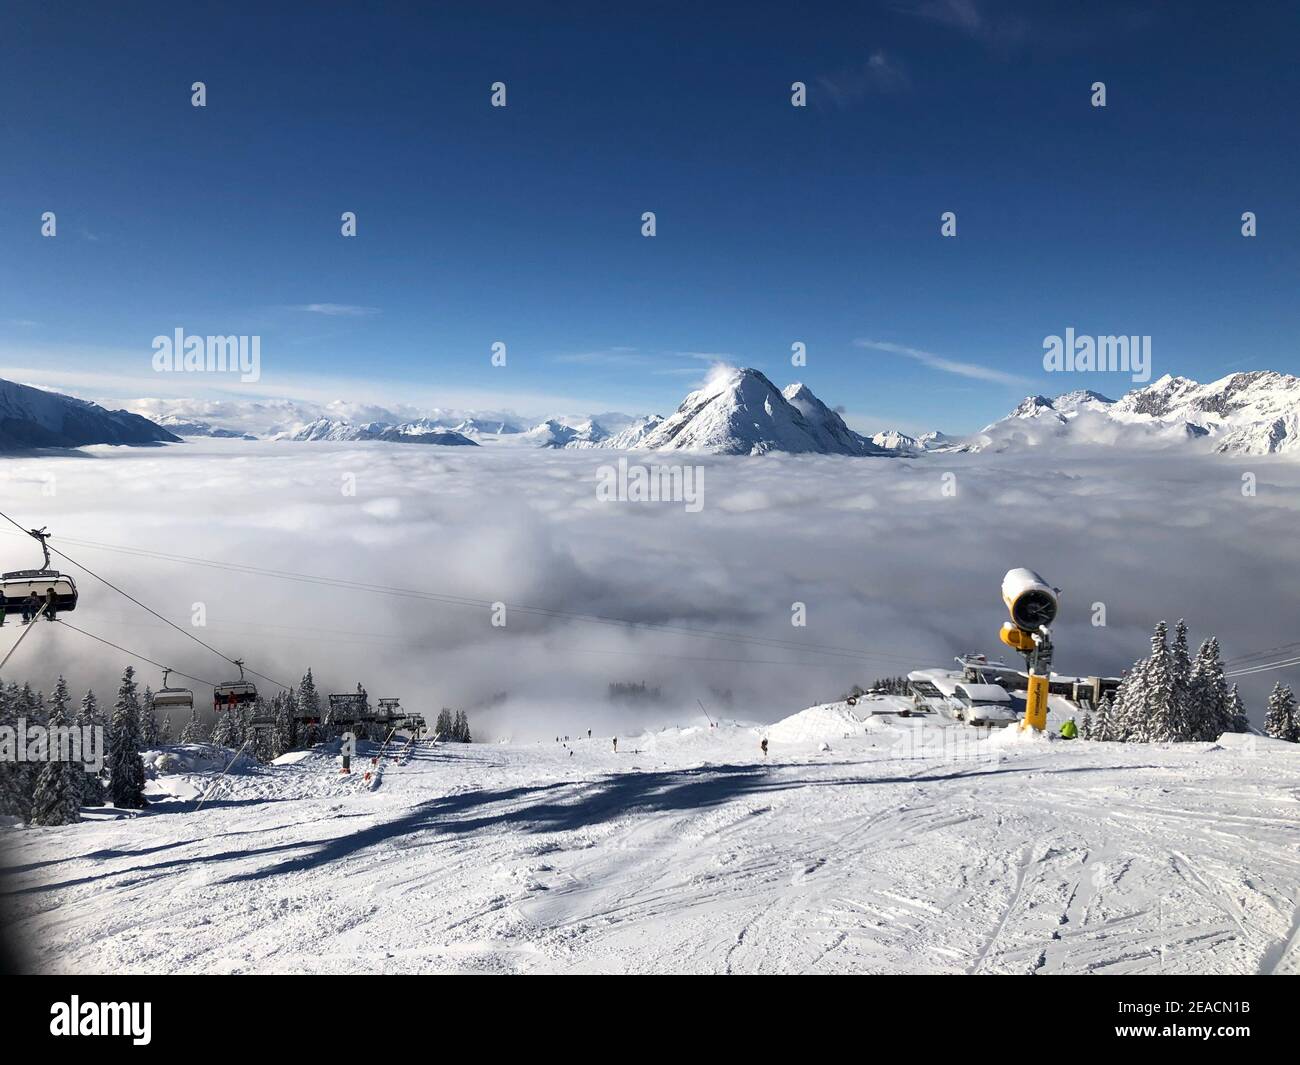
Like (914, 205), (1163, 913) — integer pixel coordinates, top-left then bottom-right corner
(1, 438), (1296, 739)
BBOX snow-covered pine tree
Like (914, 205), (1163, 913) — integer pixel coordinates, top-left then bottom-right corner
(137, 687), (159, 748)
(435, 708), (453, 738)
(48, 676), (71, 718)
(0, 681), (33, 819)
(74, 689), (104, 806)
(270, 691), (292, 758)
(1107, 661), (1146, 742)
(1171, 620), (1192, 728)
(298, 669), (318, 710)
(1264, 682), (1298, 742)
(251, 723), (273, 764)
(285, 687), (299, 750)
(1188, 637), (1230, 741)
(29, 700), (82, 826)
(179, 706), (205, 744)
(1079, 707), (1093, 740)
(1227, 685), (1250, 734)
(1171, 620), (1191, 679)
(1090, 693), (1113, 741)
(85, 686), (106, 733)
(1139, 622), (1181, 743)
(18, 682), (44, 724)
(297, 670), (320, 743)
(236, 703), (253, 749)
(210, 707), (238, 748)
(108, 667), (148, 809)
(160, 713), (173, 745)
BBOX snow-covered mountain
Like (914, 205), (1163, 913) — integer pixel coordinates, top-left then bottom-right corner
(0, 378), (180, 450)
(868, 429), (954, 454)
(156, 415), (257, 441)
(450, 416), (525, 437)
(280, 417), (478, 446)
(1110, 371), (1300, 455)
(782, 383), (888, 456)
(633, 368), (884, 456)
(916, 430), (955, 451)
(968, 372), (1300, 455)
(602, 414), (665, 449)
(870, 429), (916, 451)
(1004, 389), (1116, 425)
(524, 418), (610, 449)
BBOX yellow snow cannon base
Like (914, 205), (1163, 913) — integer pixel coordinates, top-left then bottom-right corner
(1021, 672), (1050, 732)
(999, 622), (1036, 653)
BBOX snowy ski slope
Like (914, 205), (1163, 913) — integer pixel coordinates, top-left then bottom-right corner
(4, 704), (1298, 975)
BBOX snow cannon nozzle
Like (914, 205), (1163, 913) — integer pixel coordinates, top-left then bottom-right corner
(1001, 568), (1058, 634)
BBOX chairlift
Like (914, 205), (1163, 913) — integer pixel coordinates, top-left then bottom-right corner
(214, 659), (258, 711)
(154, 668), (195, 713)
(1, 528), (78, 617)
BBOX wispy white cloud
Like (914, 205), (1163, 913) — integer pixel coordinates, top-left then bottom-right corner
(672, 351), (741, 363)
(817, 51), (911, 108)
(551, 347), (644, 366)
(891, 0), (1031, 49)
(292, 303), (381, 317)
(855, 338), (1033, 387)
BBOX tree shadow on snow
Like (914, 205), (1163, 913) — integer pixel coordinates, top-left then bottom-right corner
(217, 760), (1156, 886)
(4, 762), (1159, 894)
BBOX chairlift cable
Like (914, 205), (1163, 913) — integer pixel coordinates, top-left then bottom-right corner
(54, 619), (218, 687)
(0, 510), (287, 689)
(1225, 655), (1300, 679)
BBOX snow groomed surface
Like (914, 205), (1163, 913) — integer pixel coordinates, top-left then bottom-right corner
(4, 704), (1297, 975)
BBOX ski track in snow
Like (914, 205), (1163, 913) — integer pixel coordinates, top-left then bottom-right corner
(2, 721), (1298, 975)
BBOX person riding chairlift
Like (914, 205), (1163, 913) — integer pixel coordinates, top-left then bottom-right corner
(44, 586), (58, 621)
(21, 591), (41, 624)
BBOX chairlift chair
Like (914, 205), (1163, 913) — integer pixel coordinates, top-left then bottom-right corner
(1, 528), (78, 616)
(154, 669), (194, 713)
(213, 659), (258, 711)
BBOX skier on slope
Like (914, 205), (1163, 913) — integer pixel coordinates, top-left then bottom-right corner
(612, 737), (618, 753)
(1059, 718), (1078, 740)
(760, 738), (768, 758)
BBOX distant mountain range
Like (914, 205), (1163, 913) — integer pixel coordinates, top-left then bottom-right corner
(0, 378), (180, 450)
(156, 415), (258, 441)
(7, 368), (1300, 459)
(281, 417), (479, 446)
(964, 371), (1300, 456)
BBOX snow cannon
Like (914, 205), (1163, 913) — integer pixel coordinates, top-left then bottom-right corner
(1001, 568), (1058, 634)
(998, 569), (1058, 733)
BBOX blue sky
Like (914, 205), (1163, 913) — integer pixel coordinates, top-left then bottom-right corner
(2, 0), (1298, 433)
